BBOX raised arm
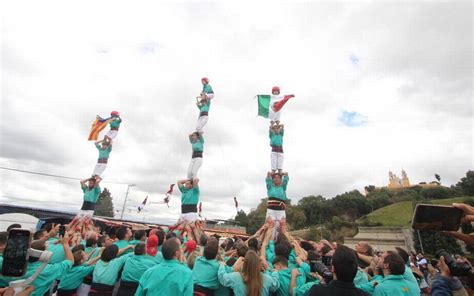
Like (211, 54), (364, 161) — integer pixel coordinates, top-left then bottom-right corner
(94, 176), (102, 186)
(192, 178), (200, 187)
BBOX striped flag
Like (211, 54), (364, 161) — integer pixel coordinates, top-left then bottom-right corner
(257, 94), (294, 119)
(138, 196), (148, 212)
(88, 116), (113, 141)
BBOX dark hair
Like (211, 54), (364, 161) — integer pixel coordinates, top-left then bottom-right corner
(73, 250), (84, 266)
(116, 227), (129, 240)
(233, 242), (247, 258)
(134, 230), (146, 241)
(29, 240), (46, 263)
(86, 238), (97, 248)
(224, 238), (234, 252)
(101, 245), (119, 262)
(307, 250), (319, 262)
(247, 237), (258, 252)
(7, 224), (21, 232)
(162, 237), (180, 260)
(199, 234), (208, 247)
(395, 247), (409, 264)
(33, 229), (46, 240)
(275, 242), (291, 260)
(135, 243), (146, 255)
(97, 235), (107, 247)
(300, 241), (315, 252)
(157, 230), (166, 246)
(43, 223), (54, 232)
(364, 243), (374, 256)
(273, 255), (289, 267)
(384, 251), (405, 275)
(0, 232), (8, 246)
(204, 238), (219, 260)
(166, 232), (177, 240)
(320, 244), (332, 255)
(72, 245), (85, 253)
(332, 245), (358, 282)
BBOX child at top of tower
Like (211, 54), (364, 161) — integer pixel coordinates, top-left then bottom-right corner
(200, 77), (214, 100)
(269, 123), (284, 174)
(104, 111), (122, 142)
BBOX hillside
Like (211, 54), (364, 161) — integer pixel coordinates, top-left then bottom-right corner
(359, 197), (465, 227)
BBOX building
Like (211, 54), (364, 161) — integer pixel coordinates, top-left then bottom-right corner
(365, 170), (443, 194)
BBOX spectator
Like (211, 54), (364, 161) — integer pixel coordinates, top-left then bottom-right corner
(136, 237), (193, 296)
(129, 231), (146, 245)
(355, 241), (374, 268)
(114, 227), (132, 255)
(373, 251), (419, 296)
(309, 245), (367, 296)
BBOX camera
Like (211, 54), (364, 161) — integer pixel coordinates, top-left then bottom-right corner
(310, 261), (333, 283)
(435, 250), (471, 277)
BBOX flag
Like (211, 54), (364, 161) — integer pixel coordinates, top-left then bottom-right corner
(88, 116), (113, 141)
(138, 196), (148, 212)
(198, 202), (202, 217)
(234, 197), (239, 209)
(257, 94), (294, 119)
(164, 184), (175, 207)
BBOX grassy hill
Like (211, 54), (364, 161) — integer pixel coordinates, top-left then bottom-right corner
(359, 197), (465, 227)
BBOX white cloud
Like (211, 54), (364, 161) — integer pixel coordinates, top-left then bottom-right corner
(0, 1), (472, 224)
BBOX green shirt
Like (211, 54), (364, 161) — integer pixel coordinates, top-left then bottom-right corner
(114, 240), (133, 255)
(109, 117), (122, 129)
(275, 263), (310, 296)
(203, 84), (214, 94)
(373, 274), (419, 296)
(269, 129), (284, 147)
(136, 259), (193, 296)
(25, 260), (73, 296)
(58, 264), (94, 290)
(266, 175), (289, 201)
(192, 257), (220, 290)
(47, 241), (66, 264)
(190, 136), (204, 152)
(92, 254), (132, 286)
(121, 255), (156, 283)
(179, 185), (200, 205)
(218, 266), (280, 296)
(82, 185), (101, 203)
(96, 144), (112, 159)
(198, 101), (211, 113)
(85, 247), (100, 259)
(293, 280), (319, 296)
(129, 240), (143, 245)
(354, 268), (368, 285)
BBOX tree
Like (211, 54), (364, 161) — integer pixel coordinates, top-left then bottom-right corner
(413, 230), (462, 255)
(234, 210), (249, 228)
(457, 171), (474, 196)
(286, 204), (306, 230)
(94, 188), (114, 217)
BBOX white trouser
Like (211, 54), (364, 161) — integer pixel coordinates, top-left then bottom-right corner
(76, 210), (94, 219)
(271, 152), (284, 171)
(196, 115), (208, 133)
(269, 110), (281, 122)
(77, 283), (91, 296)
(266, 209), (286, 240)
(106, 130), (118, 139)
(187, 157), (203, 179)
(179, 212), (199, 223)
(92, 163), (107, 177)
(206, 93), (214, 100)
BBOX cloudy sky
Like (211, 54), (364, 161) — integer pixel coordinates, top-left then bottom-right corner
(0, 1), (472, 224)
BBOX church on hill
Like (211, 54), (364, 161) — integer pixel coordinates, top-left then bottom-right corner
(365, 170), (443, 194)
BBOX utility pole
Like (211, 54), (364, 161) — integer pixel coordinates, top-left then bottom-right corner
(417, 229), (425, 254)
(120, 184), (136, 220)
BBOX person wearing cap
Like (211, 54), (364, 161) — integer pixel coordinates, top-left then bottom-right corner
(104, 111), (122, 142)
(136, 237), (193, 296)
(78, 175), (102, 218)
(201, 77), (214, 100)
(269, 86), (295, 125)
(145, 234), (163, 264)
(269, 122), (284, 174)
(265, 171), (289, 239)
(187, 132), (204, 179)
(118, 243), (155, 296)
(177, 178), (200, 224)
(92, 139), (112, 177)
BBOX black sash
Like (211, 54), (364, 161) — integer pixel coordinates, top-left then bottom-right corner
(81, 201), (96, 211)
(181, 204), (198, 214)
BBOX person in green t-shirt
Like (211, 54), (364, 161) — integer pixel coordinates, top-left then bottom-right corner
(195, 97), (211, 134)
(187, 132), (204, 179)
(104, 111), (122, 142)
(201, 77), (214, 100)
(92, 139), (112, 177)
(265, 171), (289, 238)
(118, 243), (156, 295)
(269, 123), (284, 174)
(177, 178), (200, 224)
(77, 176), (102, 219)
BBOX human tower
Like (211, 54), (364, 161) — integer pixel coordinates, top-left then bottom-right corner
(78, 79), (294, 236)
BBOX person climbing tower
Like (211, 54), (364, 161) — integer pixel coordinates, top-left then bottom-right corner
(104, 111), (122, 142)
(265, 171), (289, 239)
(187, 132), (204, 179)
(257, 86), (295, 124)
(200, 77), (214, 100)
(195, 96), (210, 134)
(78, 175), (102, 218)
(177, 178), (200, 224)
(269, 122), (284, 174)
(92, 139), (113, 177)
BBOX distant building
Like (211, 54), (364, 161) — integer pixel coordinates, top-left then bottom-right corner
(365, 170), (442, 195)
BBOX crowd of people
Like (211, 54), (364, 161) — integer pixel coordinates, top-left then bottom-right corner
(0, 204), (472, 296)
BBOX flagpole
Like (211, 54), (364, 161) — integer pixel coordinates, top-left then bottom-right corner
(120, 184), (136, 220)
